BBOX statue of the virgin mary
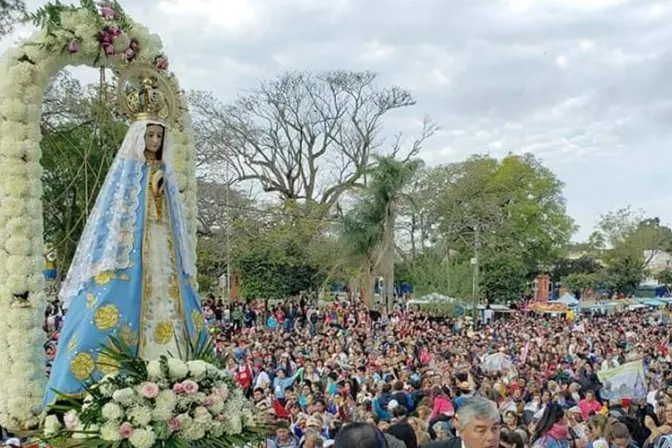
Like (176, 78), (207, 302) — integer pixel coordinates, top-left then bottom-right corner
(43, 69), (207, 407)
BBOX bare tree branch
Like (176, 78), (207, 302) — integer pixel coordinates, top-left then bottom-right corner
(189, 71), (424, 208)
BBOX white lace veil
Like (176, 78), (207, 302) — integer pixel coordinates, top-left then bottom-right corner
(59, 120), (195, 307)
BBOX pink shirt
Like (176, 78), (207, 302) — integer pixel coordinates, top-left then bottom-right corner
(579, 399), (601, 420)
(432, 396), (455, 419)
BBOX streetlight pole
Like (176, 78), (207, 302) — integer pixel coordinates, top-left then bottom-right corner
(471, 224), (480, 315)
(225, 153), (231, 302)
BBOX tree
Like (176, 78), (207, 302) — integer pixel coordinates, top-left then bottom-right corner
(341, 200), (383, 307)
(189, 71), (434, 206)
(421, 153), (575, 301)
(339, 156), (424, 306)
(656, 268), (672, 296)
(367, 156), (424, 305)
(604, 248), (646, 295)
(595, 207), (672, 267)
(231, 203), (331, 300)
(551, 256), (603, 284)
(0, 0), (26, 36)
(589, 207), (672, 295)
(41, 72), (127, 276)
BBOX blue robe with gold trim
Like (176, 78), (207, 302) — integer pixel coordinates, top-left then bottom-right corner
(43, 158), (207, 407)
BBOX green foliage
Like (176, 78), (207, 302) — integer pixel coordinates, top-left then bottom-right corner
(396, 250), (472, 298)
(603, 249), (646, 295)
(562, 272), (604, 292)
(41, 73), (127, 274)
(656, 268), (672, 295)
(480, 249), (528, 303)
(419, 153), (575, 301)
(232, 202), (332, 300)
(551, 256), (603, 283)
(340, 156), (423, 299)
(582, 207), (672, 295)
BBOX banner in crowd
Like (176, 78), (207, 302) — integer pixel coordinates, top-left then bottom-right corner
(528, 302), (568, 313)
(597, 360), (647, 400)
(481, 353), (512, 372)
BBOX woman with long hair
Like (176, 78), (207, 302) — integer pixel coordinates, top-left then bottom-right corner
(585, 414), (608, 448)
(532, 403), (570, 448)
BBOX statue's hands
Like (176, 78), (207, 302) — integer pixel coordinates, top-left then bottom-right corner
(152, 170), (165, 195)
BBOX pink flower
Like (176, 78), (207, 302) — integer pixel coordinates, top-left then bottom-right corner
(172, 383), (185, 394)
(103, 44), (115, 56)
(204, 396), (215, 407)
(155, 57), (169, 70)
(101, 5), (115, 19)
(109, 25), (121, 37)
(122, 48), (135, 61)
(168, 417), (181, 431)
(63, 410), (79, 431)
(130, 39), (139, 50)
(99, 31), (112, 43)
(67, 40), (80, 54)
(215, 385), (229, 401)
(141, 382), (159, 399)
(182, 380), (199, 394)
(119, 422), (134, 439)
(215, 414), (226, 423)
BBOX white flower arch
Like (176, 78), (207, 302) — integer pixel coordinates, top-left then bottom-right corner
(0, 2), (198, 429)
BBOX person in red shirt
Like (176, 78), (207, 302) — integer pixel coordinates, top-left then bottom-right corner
(579, 389), (602, 420)
(235, 361), (253, 397)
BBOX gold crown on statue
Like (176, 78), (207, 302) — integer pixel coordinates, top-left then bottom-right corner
(116, 65), (177, 124)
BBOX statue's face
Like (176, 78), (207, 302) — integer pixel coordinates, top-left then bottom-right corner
(145, 124), (164, 154)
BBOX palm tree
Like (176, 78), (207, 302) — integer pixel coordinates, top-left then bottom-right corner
(341, 156), (423, 307)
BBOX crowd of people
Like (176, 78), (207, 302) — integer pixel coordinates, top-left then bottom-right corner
(25, 294), (672, 448)
(198, 296), (672, 448)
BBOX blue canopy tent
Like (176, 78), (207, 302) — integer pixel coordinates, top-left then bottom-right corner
(637, 298), (666, 307)
(554, 293), (579, 307)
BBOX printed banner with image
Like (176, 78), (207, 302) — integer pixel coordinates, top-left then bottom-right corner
(481, 353), (512, 372)
(597, 360), (647, 400)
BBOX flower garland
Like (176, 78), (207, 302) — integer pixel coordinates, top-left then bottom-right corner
(0, 0), (198, 430)
(39, 338), (266, 448)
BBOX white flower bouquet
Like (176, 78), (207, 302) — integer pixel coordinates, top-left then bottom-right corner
(39, 338), (267, 448)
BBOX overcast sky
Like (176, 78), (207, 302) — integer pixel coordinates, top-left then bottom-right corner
(3, 0), (672, 240)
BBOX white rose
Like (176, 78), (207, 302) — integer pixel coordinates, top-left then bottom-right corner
(151, 405), (173, 422)
(127, 405), (152, 426)
(101, 402), (124, 421)
(155, 390), (176, 408)
(226, 414), (243, 435)
(208, 397), (224, 415)
(112, 387), (136, 406)
(146, 360), (163, 380)
(166, 358), (188, 380)
(100, 421), (122, 441)
(186, 360), (208, 380)
(43, 414), (61, 436)
(176, 413), (193, 431)
(129, 428), (156, 448)
(182, 423), (206, 441)
(99, 381), (116, 398)
(193, 406), (212, 425)
(113, 33), (131, 53)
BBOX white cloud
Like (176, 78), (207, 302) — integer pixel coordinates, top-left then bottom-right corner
(156, 0), (261, 32)
(1, 0), (672, 239)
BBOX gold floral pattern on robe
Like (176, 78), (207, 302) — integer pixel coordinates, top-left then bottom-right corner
(153, 321), (174, 345)
(71, 353), (95, 380)
(95, 305), (120, 331)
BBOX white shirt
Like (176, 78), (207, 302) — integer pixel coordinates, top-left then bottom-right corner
(254, 371), (271, 390)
